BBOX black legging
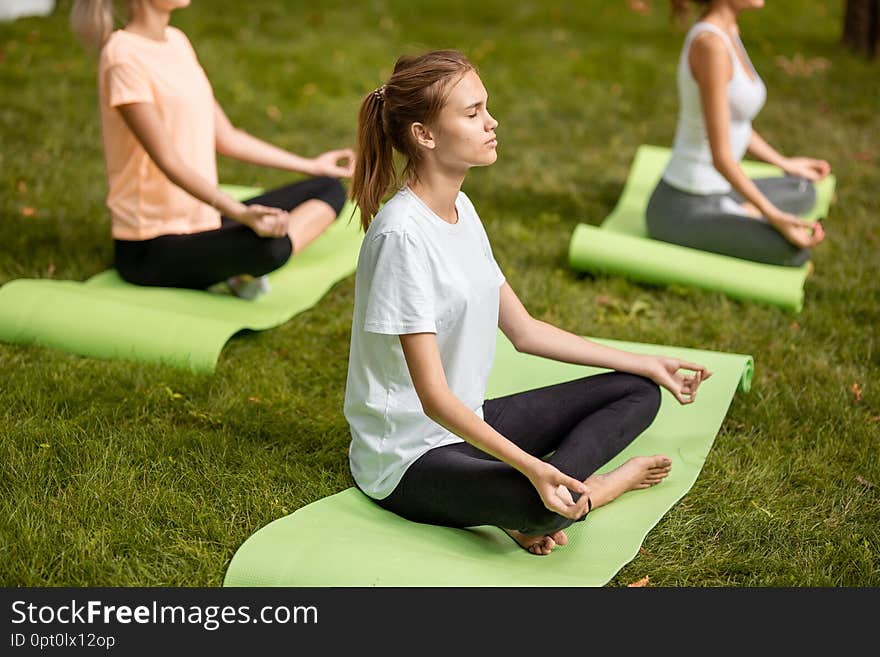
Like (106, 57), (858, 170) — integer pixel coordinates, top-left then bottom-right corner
(114, 176), (346, 289)
(375, 372), (662, 536)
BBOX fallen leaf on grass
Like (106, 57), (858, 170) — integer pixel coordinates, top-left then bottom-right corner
(20, 206), (36, 217)
(869, 416), (880, 423)
(247, 396), (260, 403)
(38, 443), (50, 449)
(639, 546), (653, 558)
(628, 0), (651, 13)
(265, 105), (281, 121)
(165, 386), (183, 400)
(853, 151), (874, 162)
(17, 180), (26, 193)
(851, 383), (863, 402)
(627, 575), (650, 587)
(790, 321), (800, 333)
(855, 475), (876, 489)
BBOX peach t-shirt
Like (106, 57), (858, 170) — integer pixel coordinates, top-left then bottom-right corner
(98, 27), (220, 241)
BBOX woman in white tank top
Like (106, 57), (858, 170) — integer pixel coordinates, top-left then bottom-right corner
(646, 0), (832, 267)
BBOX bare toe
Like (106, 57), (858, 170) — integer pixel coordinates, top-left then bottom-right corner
(504, 529), (558, 555)
(529, 535), (555, 555)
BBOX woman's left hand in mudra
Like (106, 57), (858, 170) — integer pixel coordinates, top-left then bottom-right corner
(641, 356), (712, 405)
(783, 156), (831, 182)
(309, 148), (356, 178)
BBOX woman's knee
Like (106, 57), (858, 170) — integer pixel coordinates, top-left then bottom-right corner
(785, 246), (811, 267)
(783, 175), (817, 215)
(253, 236), (292, 274)
(618, 373), (662, 418)
(311, 176), (347, 215)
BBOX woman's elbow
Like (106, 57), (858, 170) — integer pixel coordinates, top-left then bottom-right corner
(215, 127), (243, 156)
(711, 151), (736, 176)
(508, 332), (531, 353)
(506, 318), (539, 353)
(418, 397), (443, 422)
(415, 386), (451, 421)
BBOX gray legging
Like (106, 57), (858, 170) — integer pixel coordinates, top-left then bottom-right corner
(646, 175), (817, 267)
(373, 372), (661, 536)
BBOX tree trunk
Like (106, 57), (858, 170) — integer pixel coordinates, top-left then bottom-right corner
(842, 0), (880, 59)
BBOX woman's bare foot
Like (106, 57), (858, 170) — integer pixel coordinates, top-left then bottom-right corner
(503, 528), (569, 555)
(584, 455), (672, 511)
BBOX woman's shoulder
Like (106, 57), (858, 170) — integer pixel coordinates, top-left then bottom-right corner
(456, 190), (482, 221)
(368, 192), (420, 237)
(166, 26), (195, 50)
(686, 23), (732, 74)
(99, 27), (194, 64)
(687, 21), (730, 51)
(99, 30), (134, 66)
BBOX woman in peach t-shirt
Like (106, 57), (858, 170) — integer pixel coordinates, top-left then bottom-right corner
(71, 0), (354, 299)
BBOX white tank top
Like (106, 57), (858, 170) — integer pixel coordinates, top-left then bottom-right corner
(662, 21), (767, 195)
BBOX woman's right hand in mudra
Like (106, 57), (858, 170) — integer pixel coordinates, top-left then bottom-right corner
(769, 210), (825, 249)
(238, 204), (290, 238)
(309, 148), (356, 178)
(526, 460), (591, 520)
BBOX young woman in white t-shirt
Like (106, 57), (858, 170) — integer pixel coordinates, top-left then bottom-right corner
(345, 50), (712, 555)
(646, 0), (831, 267)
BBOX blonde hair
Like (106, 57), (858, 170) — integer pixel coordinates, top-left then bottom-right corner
(350, 50), (475, 230)
(70, 0), (119, 50)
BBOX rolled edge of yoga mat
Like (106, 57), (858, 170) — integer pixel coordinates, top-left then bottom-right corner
(567, 224), (807, 312)
(739, 356), (754, 393)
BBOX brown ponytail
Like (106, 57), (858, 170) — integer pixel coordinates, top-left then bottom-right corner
(350, 49), (475, 231)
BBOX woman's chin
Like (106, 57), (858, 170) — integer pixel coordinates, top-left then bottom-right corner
(476, 150), (498, 167)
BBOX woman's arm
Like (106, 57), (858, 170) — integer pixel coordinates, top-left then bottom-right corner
(399, 331), (590, 520)
(214, 101), (354, 178)
(745, 129), (788, 169)
(690, 33), (823, 247)
(748, 130), (831, 182)
(692, 33), (779, 218)
(117, 102), (288, 237)
(498, 283), (708, 404)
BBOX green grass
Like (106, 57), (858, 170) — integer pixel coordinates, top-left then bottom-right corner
(1, 0), (878, 587)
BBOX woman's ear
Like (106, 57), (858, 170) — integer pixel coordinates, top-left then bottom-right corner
(410, 122), (435, 150)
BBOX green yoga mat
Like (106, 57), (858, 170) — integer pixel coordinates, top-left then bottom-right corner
(0, 186), (363, 372)
(223, 333), (753, 587)
(568, 145), (836, 312)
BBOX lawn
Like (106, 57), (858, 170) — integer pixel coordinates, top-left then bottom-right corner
(0, 0), (877, 586)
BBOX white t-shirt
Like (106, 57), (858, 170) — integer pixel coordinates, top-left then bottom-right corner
(344, 185), (506, 499)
